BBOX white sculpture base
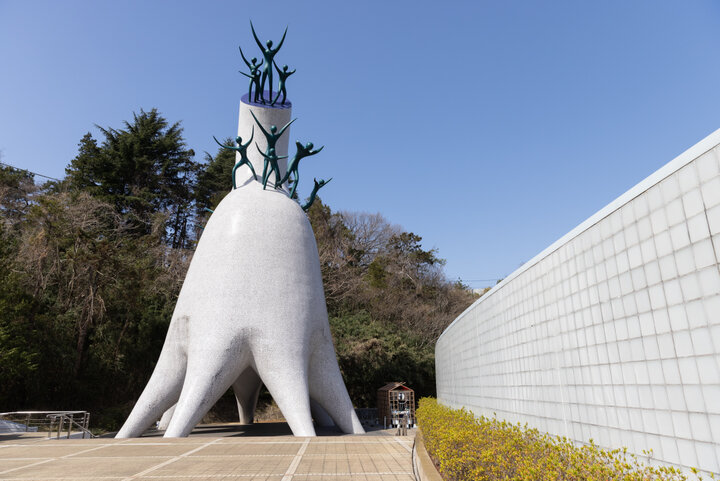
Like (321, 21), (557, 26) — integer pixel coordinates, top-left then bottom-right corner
(116, 180), (364, 437)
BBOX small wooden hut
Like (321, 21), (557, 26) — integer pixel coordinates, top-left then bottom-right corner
(377, 382), (415, 428)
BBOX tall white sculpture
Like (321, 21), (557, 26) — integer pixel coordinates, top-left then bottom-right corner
(117, 26), (363, 438)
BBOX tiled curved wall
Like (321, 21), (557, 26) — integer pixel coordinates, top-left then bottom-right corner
(436, 129), (720, 474)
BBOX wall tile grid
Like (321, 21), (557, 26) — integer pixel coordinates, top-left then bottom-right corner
(436, 135), (720, 475)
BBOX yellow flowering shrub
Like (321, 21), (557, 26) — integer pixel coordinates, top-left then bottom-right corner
(416, 398), (711, 481)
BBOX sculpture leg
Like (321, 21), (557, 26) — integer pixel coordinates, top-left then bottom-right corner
(262, 160), (270, 189)
(115, 330), (187, 438)
(163, 348), (250, 437)
(232, 367), (263, 424)
(245, 160), (258, 181)
(310, 398), (335, 428)
(272, 162), (282, 189)
(308, 343), (364, 434)
(231, 162), (240, 189)
(157, 404), (176, 430)
(252, 348), (315, 436)
(248, 80), (254, 104)
(260, 72), (268, 102)
(233, 161), (257, 188)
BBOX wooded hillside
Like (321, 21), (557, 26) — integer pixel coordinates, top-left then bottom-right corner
(0, 109), (476, 429)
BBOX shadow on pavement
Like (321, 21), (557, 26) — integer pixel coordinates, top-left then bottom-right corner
(130, 421), (395, 438)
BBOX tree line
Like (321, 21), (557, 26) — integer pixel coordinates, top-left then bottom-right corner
(0, 109), (476, 429)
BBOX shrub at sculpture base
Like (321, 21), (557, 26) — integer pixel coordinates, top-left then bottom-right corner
(416, 398), (701, 481)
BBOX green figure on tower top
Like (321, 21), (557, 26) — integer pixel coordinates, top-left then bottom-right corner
(238, 47), (263, 103)
(272, 61), (295, 106)
(250, 21), (288, 104)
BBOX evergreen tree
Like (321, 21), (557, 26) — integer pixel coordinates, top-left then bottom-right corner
(65, 109), (197, 247)
(194, 142), (235, 213)
(0, 164), (37, 229)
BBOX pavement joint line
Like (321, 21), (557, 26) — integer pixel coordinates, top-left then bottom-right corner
(280, 437), (310, 481)
(0, 443), (100, 447)
(1, 457), (62, 460)
(133, 474), (416, 479)
(137, 476), (286, 479)
(393, 438), (413, 454)
(63, 454), (296, 458)
(139, 473), (279, 481)
(0, 477), (125, 480)
(184, 454), (294, 457)
(281, 472), (415, 476)
(50, 455), (176, 459)
(120, 438), (223, 481)
(0, 442), (118, 475)
(141, 477), (278, 479)
(140, 477), (277, 479)
(149, 453), (399, 457)
(0, 460), (53, 477)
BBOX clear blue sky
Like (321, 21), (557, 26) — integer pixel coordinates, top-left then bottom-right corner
(1, 1), (719, 288)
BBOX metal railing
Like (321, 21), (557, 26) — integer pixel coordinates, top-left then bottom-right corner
(0, 411), (94, 439)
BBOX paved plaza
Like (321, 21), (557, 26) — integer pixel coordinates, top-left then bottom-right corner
(0, 425), (415, 481)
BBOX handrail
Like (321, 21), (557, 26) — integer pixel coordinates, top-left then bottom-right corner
(0, 411), (93, 438)
(47, 413), (94, 439)
(0, 411), (87, 415)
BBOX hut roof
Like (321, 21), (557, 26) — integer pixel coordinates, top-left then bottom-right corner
(378, 382), (412, 392)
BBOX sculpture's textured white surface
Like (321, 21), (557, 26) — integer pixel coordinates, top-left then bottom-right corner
(117, 98), (363, 438)
(436, 128), (720, 474)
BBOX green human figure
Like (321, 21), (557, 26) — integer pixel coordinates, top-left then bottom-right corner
(271, 61), (296, 106)
(250, 21), (288, 104)
(238, 47), (263, 103)
(250, 110), (295, 185)
(302, 178), (332, 212)
(256, 146), (287, 190)
(281, 141), (324, 198)
(213, 127), (257, 188)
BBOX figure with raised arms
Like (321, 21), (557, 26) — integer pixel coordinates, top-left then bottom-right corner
(272, 61), (296, 106)
(282, 141), (324, 198)
(250, 21), (288, 103)
(256, 146), (287, 190)
(250, 110), (295, 188)
(213, 127), (257, 188)
(302, 178), (331, 211)
(238, 47), (264, 103)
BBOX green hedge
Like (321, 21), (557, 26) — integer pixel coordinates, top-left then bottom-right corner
(416, 398), (703, 481)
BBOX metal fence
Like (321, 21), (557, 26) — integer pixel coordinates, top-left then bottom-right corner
(0, 411), (94, 439)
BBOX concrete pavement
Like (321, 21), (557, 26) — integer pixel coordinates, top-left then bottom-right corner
(0, 424), (415, 481)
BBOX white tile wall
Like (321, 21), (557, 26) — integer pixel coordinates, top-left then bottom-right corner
(436, 130), (720, 475)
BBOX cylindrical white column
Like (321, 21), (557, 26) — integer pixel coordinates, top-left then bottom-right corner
(235, 92), (292, 188)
